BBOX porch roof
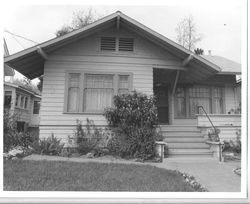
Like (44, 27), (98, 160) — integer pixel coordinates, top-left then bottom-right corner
(201, 55), (241, 75)
(4, 11), (223, 80)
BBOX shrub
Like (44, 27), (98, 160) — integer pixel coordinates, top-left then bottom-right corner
(4, 110), (34, 152)
(104, 91), (160, 160)
(31, 134), (64, 155)
(223, 129), (241, 153)
(73, 119), (102, 155)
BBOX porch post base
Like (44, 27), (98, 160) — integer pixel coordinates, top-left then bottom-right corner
(206, 141), (224, 162)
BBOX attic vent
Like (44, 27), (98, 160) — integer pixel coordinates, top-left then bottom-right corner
(119, 38), (134, 51)
(101, 37), (116, 51)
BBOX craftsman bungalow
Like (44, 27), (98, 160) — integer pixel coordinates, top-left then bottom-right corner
(4, 11), (241, 157)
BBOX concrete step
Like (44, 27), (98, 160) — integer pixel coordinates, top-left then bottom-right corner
(164, 137), (205, 143)
(167, 143), (210, 149)
(167, 151), (213, 158)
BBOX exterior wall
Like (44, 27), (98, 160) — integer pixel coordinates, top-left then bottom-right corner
(224, 84), (239, 113)
(197, 114), (241, 141)
(40, 26), (183, 142)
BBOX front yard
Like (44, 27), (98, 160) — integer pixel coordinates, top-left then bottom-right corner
(4, 160), (196, 191)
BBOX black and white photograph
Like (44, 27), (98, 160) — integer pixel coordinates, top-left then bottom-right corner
(1, 0), (248, 203)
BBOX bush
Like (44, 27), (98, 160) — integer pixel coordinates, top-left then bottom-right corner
(223, 129), (241, 154)
(31, 134), (64, 155)
(104, 91), (160, 160)
(73, 119), (102, 155)
(4, 110), (34, 152)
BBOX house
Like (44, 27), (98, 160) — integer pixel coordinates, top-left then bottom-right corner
(4, 39), (41, 132)
(4, 11), (241, 157)
(4, 82), (41, 132)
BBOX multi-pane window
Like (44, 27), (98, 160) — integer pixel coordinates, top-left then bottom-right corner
(4, 91), (12, 109)
(84, 74), (114, 112)
(24, 97), (28, 109)
(213, 87), (223, 114)
(15, 94), (19, 107)
(175, 87), (185, 117)
(118, 75), (129, 94)
(174, 86), (224, 118)
(189, 86), (211, 117)
(33, 101), (40, 114)
(20, 96), (24, 108)
(65, 72), (132, 113)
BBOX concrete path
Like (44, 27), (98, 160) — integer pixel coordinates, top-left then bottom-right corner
(23, 154), (241, 192)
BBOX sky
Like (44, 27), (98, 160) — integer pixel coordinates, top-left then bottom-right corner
(2, 0), (245, 83)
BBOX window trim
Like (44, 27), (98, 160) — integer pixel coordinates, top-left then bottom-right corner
(64, 71), (133, 114)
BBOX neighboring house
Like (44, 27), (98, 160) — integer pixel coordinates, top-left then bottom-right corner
(4, 82), (41, 132)
(4, 11), (241, 157)
(4, 39), (41, 132)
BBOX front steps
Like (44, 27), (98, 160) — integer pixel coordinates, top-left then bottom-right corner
(160, 125), (213, 158)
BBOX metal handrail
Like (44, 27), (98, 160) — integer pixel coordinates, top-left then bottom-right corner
(197, 106), (217, 132)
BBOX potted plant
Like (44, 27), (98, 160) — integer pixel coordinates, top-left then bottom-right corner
(208, 128), (220, 142)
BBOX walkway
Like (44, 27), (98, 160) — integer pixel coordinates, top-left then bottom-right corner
(24, 154), (241, 192)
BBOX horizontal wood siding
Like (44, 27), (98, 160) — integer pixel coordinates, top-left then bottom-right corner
(40, 26), (182, 141)
(197, 114), (241, 141)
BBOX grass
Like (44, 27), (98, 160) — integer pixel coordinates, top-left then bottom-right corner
(4, 160), (196, 191)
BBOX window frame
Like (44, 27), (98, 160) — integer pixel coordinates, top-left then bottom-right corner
(64, 71), (133, 114)
(33, 100), (40, 114)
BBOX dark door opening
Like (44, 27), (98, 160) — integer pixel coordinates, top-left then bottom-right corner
(154, 86), (169, 124)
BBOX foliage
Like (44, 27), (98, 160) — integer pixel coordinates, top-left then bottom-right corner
(223, 129), (241, 153)
(12, 78), (40, 95)
(73, 119), (103, 155)
(207, 128), (220, 142)
(104, 91), (160, 160)
(55, 9), (102, 37)
(175, 15), (202, 51)
(31, 134), (64, 155)
(4, 110), (34, 152)
(194, 48), (204, 55)
(229, 102), (241, 114)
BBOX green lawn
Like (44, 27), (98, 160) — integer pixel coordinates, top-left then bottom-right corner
(4, 160), (195, 191)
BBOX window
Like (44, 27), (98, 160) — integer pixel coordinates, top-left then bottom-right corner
(175, 87), (185, 117)
(65, 72), (132, 113)
(100, 37), (134, 52)
(213, 87), (223, 114)
(15, 94), (20, 107)
(189, 86), (211, 117)
(118, 75), (129, 94)
(33, 101), (40, 114)
(4, 91), (12, 109)
(174, 86), (224, 118)
(24, 97), (28, 109)
(84, 74), (114, 112)
(67, 73), (80, 112)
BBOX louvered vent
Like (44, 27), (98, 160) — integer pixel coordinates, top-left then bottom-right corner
(100, 37), (116, 51)
(119, 38), (134, 51)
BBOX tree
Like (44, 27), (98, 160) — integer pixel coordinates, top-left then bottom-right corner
(194, 48), (204, 55)
(175, 15), (202, 51)
(55, 9), (102, 37)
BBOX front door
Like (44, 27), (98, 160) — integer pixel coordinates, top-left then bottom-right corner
(154, 86), (169, 124)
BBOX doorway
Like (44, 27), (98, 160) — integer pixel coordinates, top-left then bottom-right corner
(154, 86), (169, 124)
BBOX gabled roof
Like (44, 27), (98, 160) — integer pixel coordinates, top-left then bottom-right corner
(202, 55), (241, 75)
(4, 81), (41, 98)
(4, 11), (225, 79)
(3, 39), (15, 76)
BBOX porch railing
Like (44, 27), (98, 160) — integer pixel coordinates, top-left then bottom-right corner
(197, 106), (216, 132)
